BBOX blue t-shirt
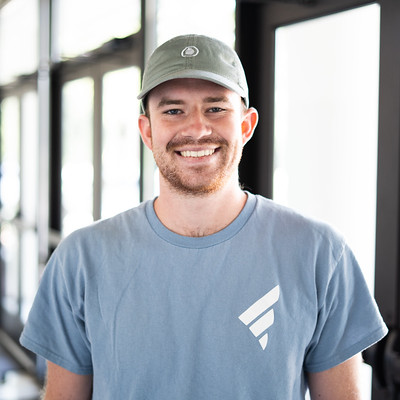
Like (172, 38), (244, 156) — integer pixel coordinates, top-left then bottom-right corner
(20, 193), (387, 399)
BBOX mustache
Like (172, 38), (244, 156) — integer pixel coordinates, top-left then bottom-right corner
(166, 136), (229, 151)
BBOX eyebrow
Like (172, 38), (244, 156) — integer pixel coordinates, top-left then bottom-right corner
(156, 98), (185, 108)
(156, 95), (230, 109)
(203, 96), (230, 104)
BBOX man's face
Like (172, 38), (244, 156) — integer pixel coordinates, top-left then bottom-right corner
(139, 78), (253, 196)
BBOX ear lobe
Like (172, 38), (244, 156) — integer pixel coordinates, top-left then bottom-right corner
(138, 114), (153, 150)
(241, 107), (259, 145)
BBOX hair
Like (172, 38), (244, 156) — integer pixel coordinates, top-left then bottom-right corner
(142, 96), (150, 118)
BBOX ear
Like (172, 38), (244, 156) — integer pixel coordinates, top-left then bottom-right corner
(138, 114), (153, 150)
(241, 107), (259, 146)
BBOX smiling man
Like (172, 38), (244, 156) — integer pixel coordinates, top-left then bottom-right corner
(139, 77), (257, 237)
(20, 34), (387, 399)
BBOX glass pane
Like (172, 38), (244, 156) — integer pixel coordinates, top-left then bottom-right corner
(0, 96), (20, 220)
(273, 5), (380, 399)
(62, 78), (94, 235)
(0, 223), (20, 316)
(102, 67), (141, 218)
(0, 0), (38, 84)
(56, 0), (141, 58)
(20, 229), (39, 323)
(20, 91), (39, 322)
(157, 0), (236, 46)
(21, 91), (39, 225)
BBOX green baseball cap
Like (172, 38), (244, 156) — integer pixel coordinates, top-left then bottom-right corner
(137, 34), (249, 107)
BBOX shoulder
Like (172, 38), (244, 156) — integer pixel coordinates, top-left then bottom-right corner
(49, 201), (152, 276)
(59, 200), (150, 249)
(252, 194), (346, 259)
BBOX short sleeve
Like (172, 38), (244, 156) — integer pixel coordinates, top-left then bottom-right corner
(20, 246), (93, 375)
(304, 244), (387, 373)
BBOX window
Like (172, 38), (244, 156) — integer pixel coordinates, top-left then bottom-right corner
(102, 67), (141, 219)
(0, 90), (39, 324)
(273, 3), (381, 293)
(61, 77), (94, 235)
(0, 0), (145, 362)
(156, 0), (236, 46)
(0, 97), (20, 220)
(55, 0), (141, 59)
(0, 0), (38, 84)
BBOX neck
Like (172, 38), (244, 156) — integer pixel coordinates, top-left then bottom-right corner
(154, 177), (247, 237)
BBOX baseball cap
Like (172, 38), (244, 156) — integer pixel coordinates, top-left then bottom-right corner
(137, 34), (249, 107)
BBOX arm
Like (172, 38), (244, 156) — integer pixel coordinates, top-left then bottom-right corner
(307, 354), (362, 400)
(43, 361), (93, 400)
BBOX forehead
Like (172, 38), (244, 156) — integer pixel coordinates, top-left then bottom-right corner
(147, 78), (240, 104)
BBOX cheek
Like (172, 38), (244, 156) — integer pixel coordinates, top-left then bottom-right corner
(148, 123), (169, 148)
(226, 122), (246, 145)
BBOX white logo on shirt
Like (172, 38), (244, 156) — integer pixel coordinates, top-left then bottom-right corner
(238, 285), (280, 350)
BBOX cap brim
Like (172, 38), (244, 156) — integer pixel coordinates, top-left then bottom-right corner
(137, 70), (248, 107)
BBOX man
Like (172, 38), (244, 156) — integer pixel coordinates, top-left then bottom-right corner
(21, 34), (387, 399)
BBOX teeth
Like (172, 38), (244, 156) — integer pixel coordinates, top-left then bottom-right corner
(180, 149), (215, 158)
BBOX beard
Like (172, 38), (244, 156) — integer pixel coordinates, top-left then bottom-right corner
(152, 135), (242, 196)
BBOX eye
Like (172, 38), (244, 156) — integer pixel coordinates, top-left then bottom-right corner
(208, 107), (224, 113)
(164, 108), (182, 115)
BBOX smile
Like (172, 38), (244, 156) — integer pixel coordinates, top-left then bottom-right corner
(180, 149), (216, 158)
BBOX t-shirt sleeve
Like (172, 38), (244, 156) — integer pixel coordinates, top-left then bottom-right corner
(19, 245), (93, 375)
(304, 244), (388, 373)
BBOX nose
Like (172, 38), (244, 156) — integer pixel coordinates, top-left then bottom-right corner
(181, 110), (212, 139)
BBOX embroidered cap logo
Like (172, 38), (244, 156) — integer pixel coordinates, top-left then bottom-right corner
(181, 46), (199, 58)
